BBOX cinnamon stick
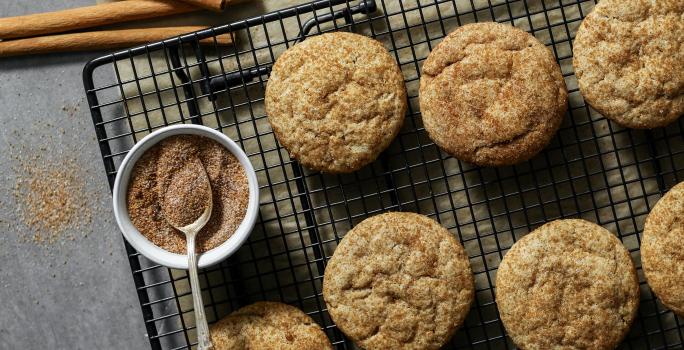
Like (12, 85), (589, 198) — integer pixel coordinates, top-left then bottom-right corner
(0, 0), (199, 40)
(174, 0), (228, 12)
(0, 27), (232, 57)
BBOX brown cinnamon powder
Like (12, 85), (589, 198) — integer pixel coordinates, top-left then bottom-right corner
(161, 157), (212, 228)
(13, 155), (92, 245)
(126, 135), (249, 254)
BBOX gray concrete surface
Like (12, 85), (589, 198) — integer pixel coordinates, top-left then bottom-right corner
(0, 0), (306, 349)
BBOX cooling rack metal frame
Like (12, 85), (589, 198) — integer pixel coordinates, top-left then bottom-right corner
(83, 0), (684, 348)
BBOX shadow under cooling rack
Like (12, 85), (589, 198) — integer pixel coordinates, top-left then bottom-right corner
(83, 0), (684, 349)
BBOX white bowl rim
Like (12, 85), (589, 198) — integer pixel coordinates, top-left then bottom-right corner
(112, 124), (259, 269)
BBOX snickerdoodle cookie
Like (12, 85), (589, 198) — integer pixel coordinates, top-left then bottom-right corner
(209, 301), (333, 349)
(323, 212), (474, 350)
(573, 0), (684, 129)
(419, 22), (567, 166)
(265, 32), (407, 173)
(641, 181), (684, 316)
(496, 219), (639, 350)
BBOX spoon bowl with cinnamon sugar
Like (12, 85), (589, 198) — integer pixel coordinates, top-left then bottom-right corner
(112, 124), (260, 270)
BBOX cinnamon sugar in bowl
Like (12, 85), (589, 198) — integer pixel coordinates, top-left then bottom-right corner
(112, 125), (259, 269)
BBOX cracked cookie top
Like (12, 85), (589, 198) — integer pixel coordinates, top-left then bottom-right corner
(323, 212), (474, 350)
(496, 219), (639, 350)
(642, 181), (684, 316)
(573, 0), (684, 129)
(210, 301), (333, 350)
(265, 32), (407, 173)
(419, 22), (567, 167)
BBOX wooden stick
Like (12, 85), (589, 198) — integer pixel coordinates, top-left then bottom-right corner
(174, 0), (227, 12)
(0, 0), (199, 40)
(0, 27), (233, 57)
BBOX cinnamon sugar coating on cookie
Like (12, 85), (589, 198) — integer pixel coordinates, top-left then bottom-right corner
(642, 181), (684, 316)
(419, 22), (567, 166)
(323, 212), (474, 350)
(496, 219), (639, 350)
(210, 301), (333, 349)
(573, 0), (684, 129)
(265, 32), (407, 173)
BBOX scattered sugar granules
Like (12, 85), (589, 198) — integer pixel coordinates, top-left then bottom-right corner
(12, 154), (92, 245)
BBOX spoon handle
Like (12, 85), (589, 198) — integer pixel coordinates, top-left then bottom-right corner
(187, 235), (213, 350)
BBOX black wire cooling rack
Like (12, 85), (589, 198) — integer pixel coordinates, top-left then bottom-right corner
(83, 0), (684, 348)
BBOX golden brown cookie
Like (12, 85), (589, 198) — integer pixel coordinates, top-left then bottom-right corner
(419, 22), (567, 167)
(265, 32), (407, 173)
(496, 219), (639, 350)
(210, 301), (333, 350)
(323, 212), (474, 350)
(573, 0), (684, 129)
(641, 181), (684, 316)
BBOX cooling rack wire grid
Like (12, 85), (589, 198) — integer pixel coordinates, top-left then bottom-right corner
(82, 0), (684, 348)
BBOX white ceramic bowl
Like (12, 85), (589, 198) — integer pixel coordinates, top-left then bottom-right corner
(112, 124), (259, 269)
